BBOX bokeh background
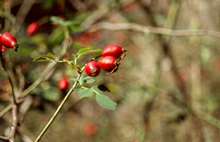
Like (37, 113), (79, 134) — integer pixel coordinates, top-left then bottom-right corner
(1, 0), (220, 142)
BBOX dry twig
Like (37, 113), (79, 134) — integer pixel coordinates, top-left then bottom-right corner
(93, 22), (220, 39)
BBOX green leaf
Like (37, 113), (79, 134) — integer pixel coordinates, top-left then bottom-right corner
(16, 45), (33, 57)
(42, 87), (60, 102)
(50, 16), (66, 25)
(201, 47), (211, 64)
(50, 16), (81, 28)
(76, 87), (94, 99)
(70, 13), (88, 24)
(33, 53), (57, 62)
(79, 75), (96, 86)
(93, 87), (117, 110)
(33, 56), (49, 62)
(77, 47), (93, 55)
(42, 0), (56, 9)
(48, 27), (65, 45)
(68, 24), (83, 33)
(76, 47), (102, 58)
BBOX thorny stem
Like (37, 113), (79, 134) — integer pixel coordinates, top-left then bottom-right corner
(34, 71), (83, 142)
(10, 105), (19, 142)
(0, 53), (19, 142)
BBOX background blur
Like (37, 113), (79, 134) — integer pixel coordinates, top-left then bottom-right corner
(1, 0), (220, 142)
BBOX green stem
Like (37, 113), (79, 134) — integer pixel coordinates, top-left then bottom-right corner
(34, 73), (82, 142)
(20, 38), (71, 98)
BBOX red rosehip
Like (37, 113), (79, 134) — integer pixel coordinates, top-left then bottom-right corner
(102, 44), (124, 58)
(27, 22), (40, 37)
(98, 56), (117, 72)
(85, 61), (100, 77)
(83, 122), (98, 137)
(58, 77), (69, 92)
(0, 32), (17, 49)
(0, 45), (7, 53)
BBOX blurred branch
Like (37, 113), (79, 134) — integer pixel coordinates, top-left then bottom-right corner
(12, 0), (36, 34)
(17, 128), (33, 142)
(0, 104), (12, 118)
(0, 135), (9, 141)
(81, 4), (109, 30)
(0, 53), (19, 142)
(69, 0), (86, 11)
(33, 69), (83, 142)
(92, 22), (220, 39)
(20, 38), (72, 98)
(16, 67), (25, 94)
(20, 61), (56, 98)
(139, 0), (189, 102)
(199, 113), (220, 130)
(136, 0), (205, 141)
(171, 93), (220, 131)
(19, 96), (33, 123)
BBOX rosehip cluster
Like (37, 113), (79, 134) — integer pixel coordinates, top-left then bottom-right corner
(0, 32), (17, 53)
(84, 44), (125, 77)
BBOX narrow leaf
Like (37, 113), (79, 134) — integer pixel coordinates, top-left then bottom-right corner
(93, 87), (117, 110)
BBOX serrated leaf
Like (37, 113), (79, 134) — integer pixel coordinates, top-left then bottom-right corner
(93, 87), (117, 110)
(77, 88), (94, 99)
(77, 47), (93, 55)
(33, 53), (57, 62)
(77, 47), (102, 58)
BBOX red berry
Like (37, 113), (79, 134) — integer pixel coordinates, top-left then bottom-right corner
(98, 56), (117, 72)
(85, 61), (100, 77)
(0, 32), (17, 49)
(83, 122), (98, 137)
(102, 44), (124, 58)
(0, 45), (7, 53)
(27, 22), (40, 37)
(58, 77), (69, 92)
